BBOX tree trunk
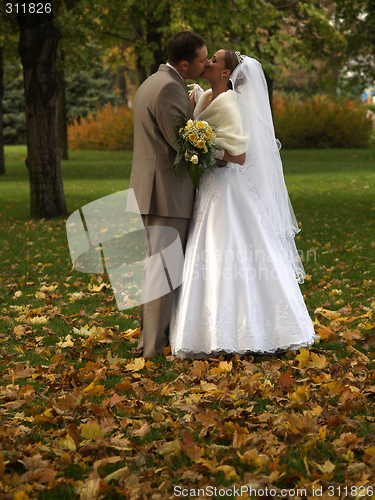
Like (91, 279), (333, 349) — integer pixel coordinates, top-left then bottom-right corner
(264, 71), (274, 116)
(136, 58), (147, 84)
(0, 47), (5, 175)
(135, 12), (169, 83)
(117, 64), (127, 106)
(18, 10), (67, 219)
(368, 0), (375, 49)
(56, 69), (68, 160)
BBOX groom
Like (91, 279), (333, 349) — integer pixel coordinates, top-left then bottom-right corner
(129, 31), (209, 358)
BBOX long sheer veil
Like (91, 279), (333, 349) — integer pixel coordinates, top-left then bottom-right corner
(229, 56), (306, 282)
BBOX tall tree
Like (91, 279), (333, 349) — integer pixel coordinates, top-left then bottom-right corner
(86, 0), (349, 101)
(17, 5), (67, 218)
(332, 0), (375, 94)
(0, 8), (19, 175)
(52, 1), (116, 157)
(74, 0), (173, 84)
(0, 46), (4, 175)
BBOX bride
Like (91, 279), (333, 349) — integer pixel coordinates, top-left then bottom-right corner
(169, 49), (318, 358)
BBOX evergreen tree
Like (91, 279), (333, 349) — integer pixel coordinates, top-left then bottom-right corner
(65, 67), (125, 123)
(2, 64), (26, 145)
(2, 65), (125, 144)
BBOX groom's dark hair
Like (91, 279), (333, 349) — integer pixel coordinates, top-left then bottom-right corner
(167, 31), (206, 65)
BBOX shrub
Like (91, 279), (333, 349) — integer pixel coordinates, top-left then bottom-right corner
(370, 128), (375, 148)
(273, 94), (373, 148)
(68, 103), (133, 151)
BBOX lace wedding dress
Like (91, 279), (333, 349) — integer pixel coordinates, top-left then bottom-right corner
(169, 57), (318, 358)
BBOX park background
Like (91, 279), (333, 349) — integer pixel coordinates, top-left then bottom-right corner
(0, 1), (375, 499)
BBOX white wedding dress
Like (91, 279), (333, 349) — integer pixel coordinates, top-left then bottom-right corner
(169, 58), (318, 358)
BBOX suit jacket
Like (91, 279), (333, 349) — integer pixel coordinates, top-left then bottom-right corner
(129, 64), (195, 218)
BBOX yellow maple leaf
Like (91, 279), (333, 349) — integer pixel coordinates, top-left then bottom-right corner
(308, 352), (327, 369)
(341, 329), (362, 340)
(239, 448), (269, 467)
(80, 421), (105, 441)
(327, 380), (343, 397)
(41, 284), (57, 292)
(132, 421), (150, 438)
(151, 410), (164, 423)
(13, 324), (29, 339)
(196, 457), (218, 471)
(319, 426), (326, 441)
(57, 334), (74, 348)
(60, 434), (77, 451)
(220, 360), (233, 372)
(210, 360), (233, 374)
(87, 283), (108, 293)
(125, 357), (145, 372)
(200, 381), (219, 392)
(83, 382), (104, 397)
(292, 385), (310, 402)
(158, 439), (181, 456)
(343, 450), (355, 461)
(314, 307), (342, 320)
(75, 477), (101, 500)
(13, 363), (35, 379)
(123, 327), (140, 338)
(216, 464), (239, 481)
(106, 351), (127, 366)
(320, 459), (335, 473)
(29, 315), (48, 324)
(316, 325), (334, 340)
(14, 492), (29, 500)
(296, 348), (310, 368)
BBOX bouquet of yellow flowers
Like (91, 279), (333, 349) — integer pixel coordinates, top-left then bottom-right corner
(174, 116), (218, 188)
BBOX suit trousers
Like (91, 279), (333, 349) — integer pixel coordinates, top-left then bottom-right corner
(138, 214), (190, 357)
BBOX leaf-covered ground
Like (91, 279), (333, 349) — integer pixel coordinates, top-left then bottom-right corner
(0, 147), (374, 499)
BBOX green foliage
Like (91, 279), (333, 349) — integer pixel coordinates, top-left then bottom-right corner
(68, 103), (133, 151)
(273, 93), (373, 149)
(65, 67), (125, 123)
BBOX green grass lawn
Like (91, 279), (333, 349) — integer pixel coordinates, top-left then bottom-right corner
(0, 146), (374, 499)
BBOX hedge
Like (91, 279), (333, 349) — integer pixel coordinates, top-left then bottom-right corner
(273, 94), (373, 149)
(67, 94), (373, 151)
(67, 103), (133, 151)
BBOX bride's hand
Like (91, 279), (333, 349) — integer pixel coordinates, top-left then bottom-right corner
(188, 83), (204, 105)
(222, 151), (246, 165)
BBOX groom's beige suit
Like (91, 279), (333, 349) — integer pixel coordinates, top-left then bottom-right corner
(129, 64), (195, 357)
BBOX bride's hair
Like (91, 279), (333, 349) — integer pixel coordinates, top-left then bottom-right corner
(224, 50), (240, 89)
